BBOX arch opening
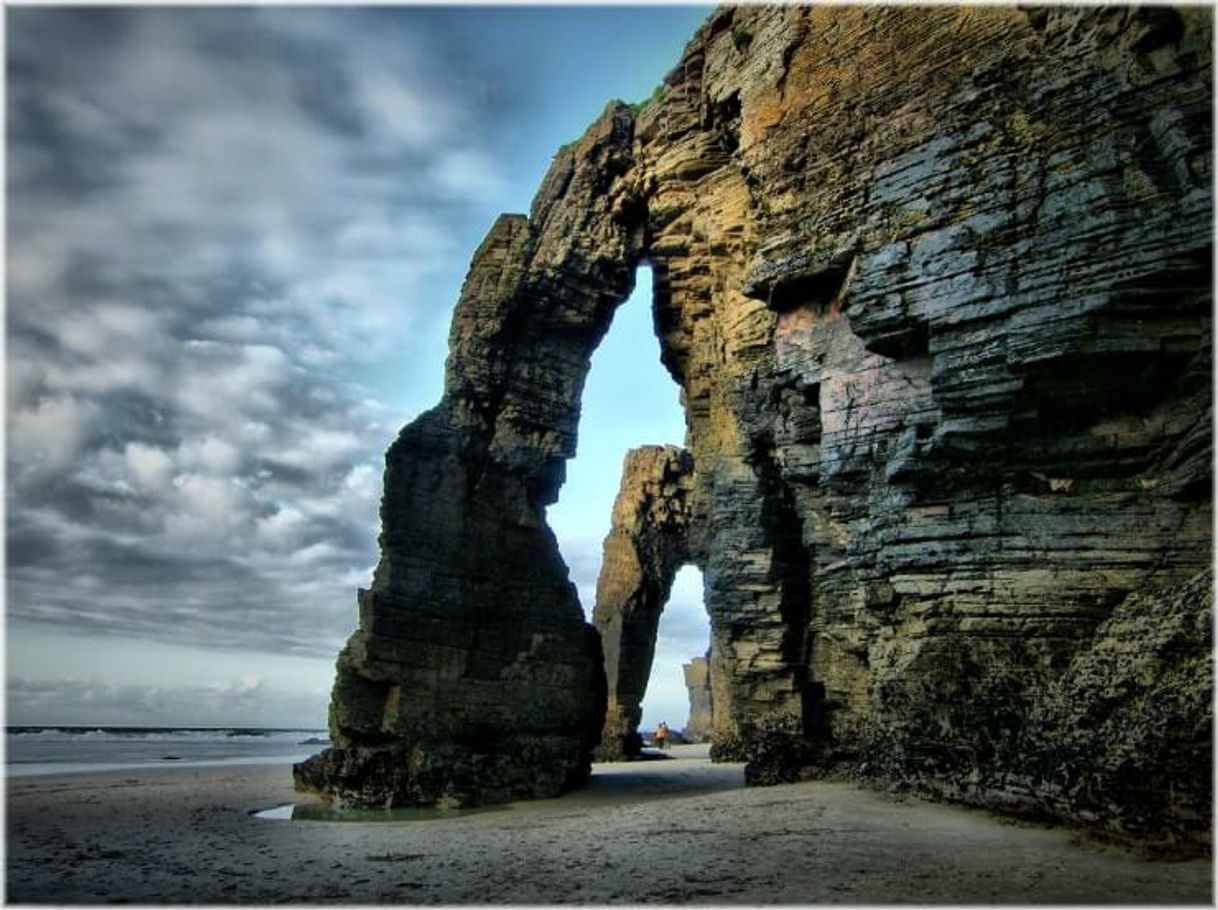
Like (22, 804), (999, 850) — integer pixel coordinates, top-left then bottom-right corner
(640, 564), (712, 744)
(543, 262), (719, 761)
(301, 107), (668, 808)
(546, 264), (687, 618)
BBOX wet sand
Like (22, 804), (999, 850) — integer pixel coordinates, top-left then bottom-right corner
(6, 744), (1211, 904)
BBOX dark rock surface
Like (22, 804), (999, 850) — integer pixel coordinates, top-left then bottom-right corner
(306, 6), (1212, 841)
(837, 569), (1213, 848)
(1022, 570), (1212, 844)
(296, 104), (645, 807)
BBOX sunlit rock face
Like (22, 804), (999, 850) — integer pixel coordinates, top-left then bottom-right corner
(303, 6), (1211, 842)
(632, 5), (1210, 842)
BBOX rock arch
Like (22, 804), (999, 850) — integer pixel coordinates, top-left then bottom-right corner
(591, 445), (698, 760)
(294, 103), (652, 807)
(299, 7), (1212, 845)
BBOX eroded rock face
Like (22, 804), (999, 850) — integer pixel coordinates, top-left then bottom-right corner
(295, 104), (645, 807)
(630, 5), (1211, 840)
(306, 6), (1211, 839)
(591, 445), (695, 760)
(1023, 569), (1213, 843)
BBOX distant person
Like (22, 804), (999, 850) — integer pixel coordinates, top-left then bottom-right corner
(656, 721), (669, 751)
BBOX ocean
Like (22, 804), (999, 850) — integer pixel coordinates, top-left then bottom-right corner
(6, 726), (329, 777)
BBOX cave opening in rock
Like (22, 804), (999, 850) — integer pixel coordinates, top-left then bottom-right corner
(545, 262), (714, 756)
(545, 264), (688, 618)
(639, 564), (711, 741)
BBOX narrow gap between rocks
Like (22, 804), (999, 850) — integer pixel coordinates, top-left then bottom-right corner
(640, 564), (710, 738)
(546, 264), (686, 615)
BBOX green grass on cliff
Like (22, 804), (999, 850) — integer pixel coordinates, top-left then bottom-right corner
(627, 82), (665, 115)
(554, 83), (666, 158)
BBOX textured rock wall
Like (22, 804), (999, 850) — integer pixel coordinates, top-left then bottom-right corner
(306, 6), (1212, 838)
(632, 5), (1211, 839)
(592, 445), (695, 760)
(1019, 570), (1212, 845)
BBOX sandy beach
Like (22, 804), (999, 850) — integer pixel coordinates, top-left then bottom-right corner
(6, 745), (1211, 904)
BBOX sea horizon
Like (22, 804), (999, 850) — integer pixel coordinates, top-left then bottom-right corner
(6, 724), (330, 778)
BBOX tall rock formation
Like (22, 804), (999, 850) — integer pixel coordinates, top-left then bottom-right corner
(303, 6), (1211, 843)
(294, 105), (647, 807)
(683, 655), (714, 742)
(592, 445), (695, 760)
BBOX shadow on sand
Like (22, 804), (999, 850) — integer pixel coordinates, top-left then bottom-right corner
(257, 743), (744, 823)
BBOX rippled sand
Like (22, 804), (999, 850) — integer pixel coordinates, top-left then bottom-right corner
(6, 744), (1211, 904)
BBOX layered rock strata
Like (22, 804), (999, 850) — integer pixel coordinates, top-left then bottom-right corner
(295, 105), (646, 807)
(591, 445), (695, 760)
(886, 568), (1213, 846)
(633, 5), (1211, 841)
(307, 5), (1212, 840)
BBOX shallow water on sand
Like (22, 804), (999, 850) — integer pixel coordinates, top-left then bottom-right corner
(254, 801), (508, 822)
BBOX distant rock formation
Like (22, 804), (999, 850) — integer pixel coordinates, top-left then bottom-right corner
(682, 655), (713, 742)
(592, 446), (694, 760)
(302, 6), (1212, 843)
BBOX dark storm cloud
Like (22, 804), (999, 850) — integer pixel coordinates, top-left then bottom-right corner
(5, 516), (62, 569)
(6, 7), (515, 656)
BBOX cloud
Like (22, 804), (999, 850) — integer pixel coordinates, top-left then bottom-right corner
(553, 536), (607, 619)
(7, 675), (328, 727)
(655, 565), (710, 662)
(9, 395), (97, 471)
(6, 7), (514, 659)
(124, 443), (175, 490)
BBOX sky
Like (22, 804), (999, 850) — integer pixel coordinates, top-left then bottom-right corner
(7, 6), (712, 732)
